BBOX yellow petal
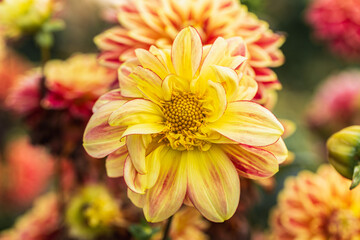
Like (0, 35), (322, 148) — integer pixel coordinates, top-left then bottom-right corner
(237, 75), (258, 101)
(135, 49), (168, 79)
(128, 188), (146, 208)
(108, 99), (164, 127)
(124, 147), (162, 194)
(208, 101), (284, 146)
(121, 123), (166, 138)
(223, 144), (279, 179)
(143, 147), (187, 222)
(186, 147), (240, 222)
(129, 66), (164, 104)
(106, 146), (128, 178)
(172, 27), (202, 80)
(261, 138), (288, 164)
(83, 100), (127, 158)
(126, 134), (151, 174)
(211, 65), (240, 102)
(202, 81), (227, 122)
(162, 74), (190, 101)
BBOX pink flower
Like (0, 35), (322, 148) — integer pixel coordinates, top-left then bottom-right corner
(307, 70), (360, 136)
(306, 0), (360, 59)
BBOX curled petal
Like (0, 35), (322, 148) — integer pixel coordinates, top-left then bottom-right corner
(261, 138), (288, 164)
(128, 188), (146, 208)
(106, 146), (128, 177)
(202, 81), (227, 123)
(108, 99), (164, 127)
(126, 134), (151, 174)
(93, 89), (124, 112)
(223, 144), (279, 179)
(135, 49), (168, 79)
(211, 65), (240, 102)
(118, 58), (143, 98)
(208, 101), (284, 146)
(83, 100), (127, 158)
(144, 147), (187, 222)
(121, 123), (166, 138)
(172, 27), (202, 80)
(186, 147), (240, 222)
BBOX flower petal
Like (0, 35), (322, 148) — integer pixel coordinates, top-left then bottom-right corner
(126, 134), (151, 174)
(211, 65), (240, 102)
(121, 123), (166, 138)
(208, 101), (284, 146)
(106, 145), (128, 178)
(124, 147), (162, 194)
(143, 147), (187, 222)
(83, 100), (127, 158)
(261, 138), (288, 164)
(118, 58), (143, 98)
(202, 81), (227, 122)
(108, 99), (164, 127)
(172, 27), (202, 80)
(223, 144), (279, 179)
(129, 66), (164, 104)
(93, 89), (124, 112)
(128, 188), (146, 208)
(135, 49), (168, 79)
(186, 147), (240, 222)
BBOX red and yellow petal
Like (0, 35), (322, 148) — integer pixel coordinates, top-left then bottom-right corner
(83, 100), (127, 158)
(208, 101), (284, 146)
(172, 27), (202, 80)
(135, 49), (168, 79)
(186, 146), (240, 222)
(106, 145), (128, 178)
(223, 144), (279, 179)
(261, 138), (288, 164)
(143, 147), (187, 222)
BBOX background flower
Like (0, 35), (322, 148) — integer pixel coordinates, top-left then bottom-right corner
(95, 0), (285, 106)
(306, 0), (360, 59)
(270, 165), (360, 239)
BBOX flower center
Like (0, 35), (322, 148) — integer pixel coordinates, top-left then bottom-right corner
(163, 93), (205, 133)
(327, 210), (360, 239)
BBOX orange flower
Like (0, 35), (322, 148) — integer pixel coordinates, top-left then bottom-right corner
(270, 165), (360, 240)
(152, 207), (209, 240)
(0, 137), (53, 208)
(84, 27), (287, 223)
(95, 0), (285, 105)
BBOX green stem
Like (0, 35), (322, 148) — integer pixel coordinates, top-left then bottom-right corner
(161, 216), (173, 240)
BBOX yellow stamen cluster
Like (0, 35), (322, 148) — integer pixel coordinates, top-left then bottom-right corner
(163, 93), (204, 133)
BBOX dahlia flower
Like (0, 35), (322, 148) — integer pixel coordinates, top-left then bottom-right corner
(271, 165), (360, 240)
(152, 207), (209, 240)
(42, 53), (117, 119)
(0, 0), (62, 38)
(95, 0), (285, 105)
(327, 125), (360, 189)
(307, 70), (360, 137)
(0, 137), (53, 207)
(306, 0), (360, 59)
(66, 184), (125, 239)
(0, 193), (59, 240)
(84, 27), (287, 222)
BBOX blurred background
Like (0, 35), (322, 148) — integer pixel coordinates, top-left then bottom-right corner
(1, 0), (359, 239)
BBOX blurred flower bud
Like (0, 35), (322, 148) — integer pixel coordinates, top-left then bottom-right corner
(327, 125), (360, 189)
(65, 184), (125, 239)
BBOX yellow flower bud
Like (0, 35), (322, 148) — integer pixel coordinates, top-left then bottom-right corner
(327, 125), (360, 189)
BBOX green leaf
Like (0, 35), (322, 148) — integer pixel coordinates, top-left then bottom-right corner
(129, 222), (161, 240)
(350, 163), (360, 190)
(42, 19), (66, 33)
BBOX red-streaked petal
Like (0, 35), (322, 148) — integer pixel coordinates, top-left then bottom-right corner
(261, 138), (288, 164)
(143, 147), (187, 222)
(186, 147), (240, 222)
(127, 188), (146, 208)
(208, 101), (284, 146)
(172, 27), (202, 80)
(83, 100), (127, 158)
(106, 145), (128, 178)
(135, 49), (168, 79)
(223, 144), (279, 179)
(118, 58), (143, 98)
(93, 89), (124, 112)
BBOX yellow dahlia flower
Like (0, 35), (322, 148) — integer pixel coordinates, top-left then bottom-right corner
(95, 0), (285, 105)
(84, 27), (287, 223)
(0, 0), (62, 38)
(271, 165), (360, 240)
